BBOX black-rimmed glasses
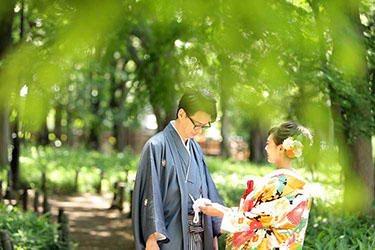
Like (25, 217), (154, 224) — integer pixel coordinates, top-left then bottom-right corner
(186, 113), (211, 130)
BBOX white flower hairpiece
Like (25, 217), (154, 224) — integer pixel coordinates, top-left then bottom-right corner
(282, 136), (303, 158)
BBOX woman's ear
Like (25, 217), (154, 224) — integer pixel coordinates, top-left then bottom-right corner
(279, 145), (284, 151)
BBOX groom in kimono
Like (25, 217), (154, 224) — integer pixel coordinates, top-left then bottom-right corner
(132, 89), (223, 250)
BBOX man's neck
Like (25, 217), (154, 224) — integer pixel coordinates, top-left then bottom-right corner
(174, 119), (189, 144)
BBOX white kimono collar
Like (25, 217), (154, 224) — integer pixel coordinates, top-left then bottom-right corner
(265, 168), (307, 183)
(170, 120), (190, 154)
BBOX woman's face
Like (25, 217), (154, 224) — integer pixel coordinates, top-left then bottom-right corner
(265, 133), (283, 163)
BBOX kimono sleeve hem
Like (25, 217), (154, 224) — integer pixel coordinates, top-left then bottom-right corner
(220, 212), (243, 234)
(155, 232), (167, 241)
(144, 230), (170, 245)
(212, 216), (223, 238)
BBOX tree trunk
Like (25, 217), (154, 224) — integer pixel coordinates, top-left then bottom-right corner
(0, 0), (14, 55)
(218, 54), (234, 159)
(55, 102), (62, 139)
(308, 1), (375, 213)
(249, 121), (267, 164)
(165, 103), (176, 129)
(0, 109), (9, 169)
(342, 136), (374, 213)
(66, 110), (73, 146)
(110, 76), (129, 152)
(153, 104), (164, 132)
(152, 103), (176, 133)
(346, 137), (375, 212)
(10, 116), (20, 189)
(220, 97), (231, 159)
(322, 0), (375, 213)
(88, 125), (99, 150)
(9, 0), (26, 190)
(87, 77), (100, 150)
(127, 29), (178, 133)
(0, 0), (15, 169)
(114, 124), (126, 151)
(344, 2), (374, 212)
(37, 121), (49, 146)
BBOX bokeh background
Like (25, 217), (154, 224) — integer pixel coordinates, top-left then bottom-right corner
(0, 0), (375, 249)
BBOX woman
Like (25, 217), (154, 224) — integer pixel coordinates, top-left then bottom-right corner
(200, 122), (312, 250)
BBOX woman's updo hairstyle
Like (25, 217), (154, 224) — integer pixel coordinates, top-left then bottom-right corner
(269, 121), (312, 147)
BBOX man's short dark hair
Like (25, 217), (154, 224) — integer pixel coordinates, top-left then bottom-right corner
(177, 89), (217, 122)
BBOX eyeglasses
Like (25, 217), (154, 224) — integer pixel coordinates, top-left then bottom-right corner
(186, 113), (211, 130)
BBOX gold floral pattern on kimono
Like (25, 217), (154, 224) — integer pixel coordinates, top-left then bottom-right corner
(222, 169), (312, 250)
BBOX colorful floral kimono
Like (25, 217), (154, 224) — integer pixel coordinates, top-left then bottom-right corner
(222, 169), (312, 250)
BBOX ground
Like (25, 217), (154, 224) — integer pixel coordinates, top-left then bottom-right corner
(47, 193), (135, 250)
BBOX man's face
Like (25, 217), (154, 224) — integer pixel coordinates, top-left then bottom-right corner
(179, 109), (211, 139)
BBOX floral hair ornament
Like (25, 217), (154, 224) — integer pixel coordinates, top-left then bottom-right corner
(282, 136), (303, 158)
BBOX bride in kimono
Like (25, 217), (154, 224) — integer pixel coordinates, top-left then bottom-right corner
(199, 122), (312, 250)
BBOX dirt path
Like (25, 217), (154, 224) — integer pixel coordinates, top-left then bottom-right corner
(48, 193), (135, 250)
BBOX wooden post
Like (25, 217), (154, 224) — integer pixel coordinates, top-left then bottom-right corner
(0, 230), (14, 250)
(58, 208), (64, 240)
(22, 187), (28, 211)
(128, 189), (133, 218)
(125, 170), (129, 184)
(43, 194), (50, 216)
(96, 169), (104, 194)
(6, 169), (12, 197)
(34, 190), (40, 215)
(109, 181), (119, 209)
(58, 208), (64, 224)
(61, 213), (71, 250)
(4, 187), (13, 201)
(58, 207), (70, 248)
(118, 183), (125, 211)
(0, 180), (3, 202)
(4, 169), (16, 204)
(74, 170), (79, 193)
(41, 171), (47, 195)
(113, 181), (119, 201)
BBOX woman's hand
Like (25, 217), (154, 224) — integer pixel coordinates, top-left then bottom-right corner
(199, 203), (230, 217)
(213, 236), (219, 250)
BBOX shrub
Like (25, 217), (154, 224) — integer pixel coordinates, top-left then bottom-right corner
(0, 203), (68, 249)
(304, 200), (375, 249)
(18, 146), (139, 195)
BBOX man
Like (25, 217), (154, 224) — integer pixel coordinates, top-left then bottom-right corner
(132, 89), (223, 250)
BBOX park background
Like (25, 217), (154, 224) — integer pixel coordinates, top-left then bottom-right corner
(0, 0), (375, 249)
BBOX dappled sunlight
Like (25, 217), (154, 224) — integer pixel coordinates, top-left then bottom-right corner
(0, 0), (374, 249)
(47, 193), (135, 250)
(307, 182), (343, 205)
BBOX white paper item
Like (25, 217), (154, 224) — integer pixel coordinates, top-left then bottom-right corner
(192, 198), (212, 223)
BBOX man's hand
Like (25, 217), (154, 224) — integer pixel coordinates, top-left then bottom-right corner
(146, 233), (160, 250)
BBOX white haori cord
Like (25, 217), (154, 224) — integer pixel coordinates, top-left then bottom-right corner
(191, 195), (212, 223)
